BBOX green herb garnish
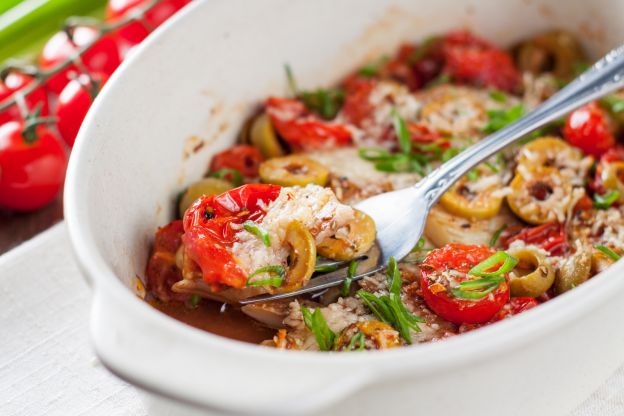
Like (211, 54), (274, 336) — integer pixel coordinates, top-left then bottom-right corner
(314, 263), (339, 273)
(482, 104), (524, 133)
(284, 64), (344, 119)
(284, 63), (299, 95)
(341, 260), (358, 297)
(489, 89), (507, 103)
(358, 55), (389, 77)
(466, 169), (480, 182)
(489, 224), (508, 247)
(386, 256), (402, 296)
(484, 161), (499, 173)
(243, 220), (271, 247)
(357, 290), (423, 344)
(596, 245), (621, 261)
(442, 147), (461, 162)
(301, 306), (336, 351)
(246, 265), (286, 287)
(469, 251), (518, 277)
(210, 168), (243, 186)
(601, 95), (624, 114)
(450, 275), (506, 300)
(345, 331), (366, 351)
(593, 191), (620, 209)
(392, 109), (411, 154)
(189, 294), (201, 309)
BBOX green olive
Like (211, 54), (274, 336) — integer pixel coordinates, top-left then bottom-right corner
(516, 136), (583, 172)
(508, 247), (555, 297)
(178, 177), (234, 217)
(514, 30), (585, 79)
(334, 321), (400, 351)
(555, 248), (591, 294)
(277, 221), (316, 293)
(250, 113), (285, 158)
(316, 209), (376, 261)
(259, 155), (329, 187)
(439, 169), (503, 220)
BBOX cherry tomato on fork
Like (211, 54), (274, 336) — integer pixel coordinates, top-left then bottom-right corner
(106, 0), (191, 49)
(0, 69), (49, 125)
(420, 244), (510, 324)
(0, 121), (67, 211)
(39, 25), (121, 94)
(564, 102), (615, 157)
(209, 145), (264, 179)
(265, 97), (352, 150)
(56, 72), (108, 147)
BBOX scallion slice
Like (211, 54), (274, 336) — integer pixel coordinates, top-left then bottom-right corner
(386, 256), (401, 296)
(596, 245), (621, 261)
(243, 220), (271, 247)
(346, 331), (366, 351)
(301, 306), (336, 351)
(391, 109), (411, 154)
(468, 251), (518, 277)
(246, 265), (285, 287)
(593, 191), (620, 209)
(358, 147), (391, 161)
(489, 224), (508, 247)
(450, 275), (505, 300)
(341, 260), (358, 297)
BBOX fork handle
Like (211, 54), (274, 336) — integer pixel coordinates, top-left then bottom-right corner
(416, 44), (624, 206)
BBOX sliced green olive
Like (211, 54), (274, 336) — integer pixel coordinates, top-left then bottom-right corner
(250, 113), (285, 158)
(439, 169), (503, 220)
(316, 209), (376, 261)
(600, 161), (624, 203)
(507, 167), (572, 224)
(277, 221), (316, 293)
(178, 177), (234, 217)
(508, 247), (555, 297)
(516, 136), (583, 172)
(259, 155), (329, 187)
(555, 248), (591, 294)
(334, 321), (400, 351)
(514, 30), (585, 79)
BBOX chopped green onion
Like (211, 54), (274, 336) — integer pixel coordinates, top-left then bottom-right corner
(442, 147), (461, 162)
(341, 261), (358, 297)
(284, 63), (298, 95)
(489, 89), (507, 102)
(426, 73), (451, 87)
(602, 95), (624, 114)
(466, 169), (480, 181)
(345, 331), (366, 351)
(299, 88), (345, 120)
(358, 147), (391, 161)
(596, 245), (621, 261)
(450, 275), (505, 300)
(484, 161), (499, 173)
(593, 191), (620, 209)
(408, 36), (440, 63)
(246, 265), (285, 287)
(391, 109), (411, 154)
(301, 306), (336, 351)
(386, 256), (401, 296)
(358, 55), (389, 77)
(189, 294), (201, 309)
(314, 263), (339, 273)
(489, 224), (508, 247)
(210, 168), (243, 186)
(243, 220), (271, 247)
(468, 251), (518, 277)
(482, 104), (524, 133)
(573, 61), (590, 76)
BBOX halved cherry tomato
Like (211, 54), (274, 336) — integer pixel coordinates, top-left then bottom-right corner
(182, 184), (282, 288)
(420, 244), (510, 324)
(39, 25), (121, 94)
(209, 145), (263, 179)
(56, 73), (107, 147)
(145, 220), (188, 302)
(106, 0), (190, 50)
(0, 69), (49, 125)
(492, 297), (539, 321)
(442, 31), (520, 92)
(265, 97), (352, 150)
(0, 121), (67, 211)
(564, 102), (615, 157)
(501, 222), (568, 256)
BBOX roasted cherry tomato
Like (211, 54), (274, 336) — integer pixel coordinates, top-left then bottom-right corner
(209, 145), (264, 179)
(420, 244), (510, 324)
(564, 102), (615, 157)
(56, 73), (107, 147)
(492, 297), (539, 321)
(341, 76), (376, 127)
(145, 220), (188, 302)
(441, 30), (520, 92)
(39, 25), (121, 94)
(182, 184), (282, 288)
(0, 121), (67, 211)
(0, 69), (49, 125)
(501, 222), (568, 256)
(106, 0), (190, 49)
(265, 97), (352, 150)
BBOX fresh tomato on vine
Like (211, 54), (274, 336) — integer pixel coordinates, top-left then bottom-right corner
(0, 69), (49, 125)
(0, 120), (67, 211)
(420, 244), (511, 324)
(265, 97), (352, 150)
(209, 145), (264, 179)
(564, 102), (615, 157)
(56, 73), (107, 147)
(39, 25), (121, 94)
(182, 184), (282, 288)
(106, 0), (191, 49)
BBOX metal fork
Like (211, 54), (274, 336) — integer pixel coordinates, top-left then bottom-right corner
(239, 44), (624, 305)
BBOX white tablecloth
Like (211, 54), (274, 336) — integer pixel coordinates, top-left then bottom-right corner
(1, 222), (624, 416)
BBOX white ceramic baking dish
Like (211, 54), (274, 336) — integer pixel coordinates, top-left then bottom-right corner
(65, 0), (624, 415)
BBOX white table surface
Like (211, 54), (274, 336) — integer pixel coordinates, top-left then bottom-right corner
(1, 222), (624, 416)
